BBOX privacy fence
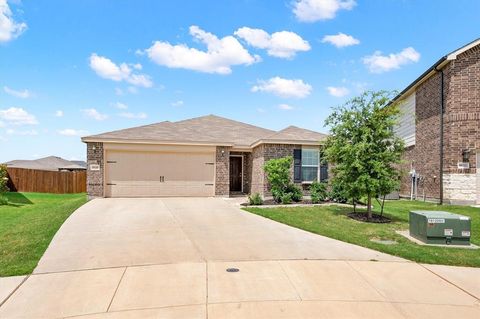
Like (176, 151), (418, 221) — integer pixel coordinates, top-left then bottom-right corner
(7, 167), (86, 194)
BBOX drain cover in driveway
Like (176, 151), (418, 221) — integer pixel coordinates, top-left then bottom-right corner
(226, 268), (240, 273)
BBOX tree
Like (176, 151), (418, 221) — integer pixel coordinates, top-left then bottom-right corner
(323, 91), (404, 220)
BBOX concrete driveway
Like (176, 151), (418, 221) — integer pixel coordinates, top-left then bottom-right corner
(0, 198), (479, 318)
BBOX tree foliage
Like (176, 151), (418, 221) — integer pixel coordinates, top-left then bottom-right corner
(0, 164), (9, 205)
(323, 91), (404, 219)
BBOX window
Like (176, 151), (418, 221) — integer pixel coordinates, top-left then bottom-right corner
(301, 149), (319, 182)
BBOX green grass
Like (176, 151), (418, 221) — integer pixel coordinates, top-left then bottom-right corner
(244, 200), (480, 267)
(0, 192), (87, 276)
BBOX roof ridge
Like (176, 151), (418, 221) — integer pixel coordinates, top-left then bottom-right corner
(174, 114), (275, 133)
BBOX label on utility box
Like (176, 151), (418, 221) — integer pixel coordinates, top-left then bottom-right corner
(444, 229), (453, 236)
(462, 231), (471, 237)
(427, 218), (445, 224)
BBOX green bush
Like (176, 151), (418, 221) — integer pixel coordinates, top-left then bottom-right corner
(0, 164), (8, 205)
(248, 193), (263, 205)
(271, 188), (283, 203)
(281, 193), (293, 204)
(310, 181), (327, 203)
(286, 184), (303, 202)
(329, 180), (349, 203)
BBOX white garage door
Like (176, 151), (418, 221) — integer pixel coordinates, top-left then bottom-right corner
(105, 149), (215, 197)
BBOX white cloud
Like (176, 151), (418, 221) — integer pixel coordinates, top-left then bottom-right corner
(58, 129), (88, 137)
(55, 110), (64, 117)
(3, 86), (31, 98)
(6, 128), (38, 136)
(171, 100), (184, 107)
(278, 103), (294, 110)
(363, 47), (420, 73)
(234, 27), (310, 58)
(145, 25), (260, 74)
(251, 77), (312, 98)
(257, 108), (266, 113)
(0, 107), (37, 125)
(118, 112), (147, 119)
(115, 88), (124, 96)
(322, 33), (359, 48)
(0, 0), (27, 43)
(293, 0), (356, 22)
(89, 54), (153, 87)
(113, 102), (128, 110)
(81, 108), (108, 121)
(327, 86), (350, 97)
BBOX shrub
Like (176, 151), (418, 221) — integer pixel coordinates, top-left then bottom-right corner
(329, 180), (349, 203)
(271, 188), (283, 203)
(264, 156), (292, 196)
(286, 184), (303, 202)
(310, 181), (327, 203)
(281, 193), (293, 204)
(248, 193), (263, 205)
(0, 164), (8, 205)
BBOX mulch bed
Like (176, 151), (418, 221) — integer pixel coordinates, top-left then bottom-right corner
(348, 212), (392, 223)
(241, 199), (316, 206)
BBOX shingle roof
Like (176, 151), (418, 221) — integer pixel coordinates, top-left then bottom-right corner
(5, 156), (86, 171)
(264, 126), (327, 142)
(82, 115), (326, 147)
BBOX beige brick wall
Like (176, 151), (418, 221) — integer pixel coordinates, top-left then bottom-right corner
(215, 146), (230, 196)
(86, 142), (104, 198)
(251, 143), (301, 197)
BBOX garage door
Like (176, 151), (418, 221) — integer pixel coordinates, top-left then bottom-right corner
(105, 150), (215, 197)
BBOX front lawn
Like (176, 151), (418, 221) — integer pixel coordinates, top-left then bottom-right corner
(244, 200), (480, 267)
(0, 192), (87, 276)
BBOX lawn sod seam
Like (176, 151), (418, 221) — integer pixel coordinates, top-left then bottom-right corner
(0, 192), (87, 276)
(244, 200), (480, 267)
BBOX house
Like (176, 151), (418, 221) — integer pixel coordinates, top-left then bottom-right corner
(394, 38), (480, 205)
(81, 115), (328, 198)
(5, 156), (86, 172)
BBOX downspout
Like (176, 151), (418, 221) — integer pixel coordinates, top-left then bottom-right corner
(435, 66), (445, 205)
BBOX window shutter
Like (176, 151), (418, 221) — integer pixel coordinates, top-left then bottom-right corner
(293, 149), (302, 182)
(320, 162), (328, 182)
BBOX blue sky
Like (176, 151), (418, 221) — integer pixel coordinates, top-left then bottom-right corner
(0, 0), (479, 162)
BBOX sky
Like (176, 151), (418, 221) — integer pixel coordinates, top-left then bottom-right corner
(0, 0), (479, 162)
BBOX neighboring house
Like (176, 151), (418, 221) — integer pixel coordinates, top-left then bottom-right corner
(5, 156), (86, 172)
(81, 115), (327, 198)
(394, 38), (480, 205)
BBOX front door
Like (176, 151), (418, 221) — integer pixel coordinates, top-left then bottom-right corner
(229, 156), (242, 192)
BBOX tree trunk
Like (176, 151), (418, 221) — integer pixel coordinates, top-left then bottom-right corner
(380, 194), (386, 216)
(367, 195), (372, 220)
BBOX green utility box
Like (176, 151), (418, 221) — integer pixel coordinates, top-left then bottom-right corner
(409, 211), (471, 245)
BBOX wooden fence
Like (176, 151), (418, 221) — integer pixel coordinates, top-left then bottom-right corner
(7, 167), (86, 194)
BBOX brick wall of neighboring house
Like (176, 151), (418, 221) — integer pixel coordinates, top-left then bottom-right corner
(215, 146), (230, 196)
(86, 142), (104, 198)
(399, 45), (480, 204)
(442, 45), (480, 203)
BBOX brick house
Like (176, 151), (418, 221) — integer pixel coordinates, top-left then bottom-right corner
(394, 38), (480, 205)
(81, 115), (327, 198)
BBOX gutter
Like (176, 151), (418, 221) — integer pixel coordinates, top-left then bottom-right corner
(434, 66), (445, 205)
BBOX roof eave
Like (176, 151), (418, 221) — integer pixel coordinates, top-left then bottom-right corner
(250, 139), (326, 148)
(81, 137), (234, 147)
